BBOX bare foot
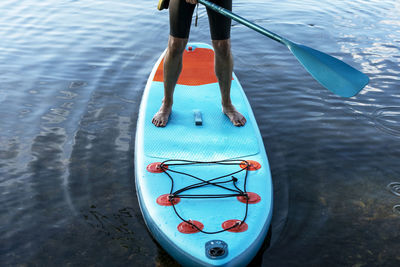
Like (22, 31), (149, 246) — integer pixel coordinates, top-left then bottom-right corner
(223, 104), (246, 127)
(152, 101), (172, 127)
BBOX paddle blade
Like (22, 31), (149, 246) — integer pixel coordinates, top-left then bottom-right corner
(287, 42), (369, 97)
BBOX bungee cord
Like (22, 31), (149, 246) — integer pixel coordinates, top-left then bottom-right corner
(159, 159), (252, 234)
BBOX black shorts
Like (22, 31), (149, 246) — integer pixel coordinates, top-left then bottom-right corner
(169, 0), (232, 40)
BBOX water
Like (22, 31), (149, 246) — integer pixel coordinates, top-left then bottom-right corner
(1, 0), (399, 266)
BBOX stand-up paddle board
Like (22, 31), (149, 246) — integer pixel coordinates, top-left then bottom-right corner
(135, 43), (273, 266)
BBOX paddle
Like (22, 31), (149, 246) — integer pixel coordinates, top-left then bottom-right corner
(198, 0), (369, 97)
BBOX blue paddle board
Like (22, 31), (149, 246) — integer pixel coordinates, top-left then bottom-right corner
(135, 42), (273, 266)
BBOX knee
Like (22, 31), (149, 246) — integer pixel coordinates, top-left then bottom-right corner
(167, 37), (187, 57)
(212, 39), (232, 59)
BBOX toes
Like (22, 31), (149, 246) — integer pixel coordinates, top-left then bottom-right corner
(152, 118), (162, 127)
(233, 116), (247, 127)
(233, 119), (242, 127)
(153, 118), (167, 127)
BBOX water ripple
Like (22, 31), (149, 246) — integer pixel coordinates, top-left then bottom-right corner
(393, 205), (400, 215)
(387, 182), (400, 197)
(372, 107), (400, 137)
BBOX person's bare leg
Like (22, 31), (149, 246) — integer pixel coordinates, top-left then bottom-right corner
(152, 36), (188, 127)
(212, 39), (246, 126)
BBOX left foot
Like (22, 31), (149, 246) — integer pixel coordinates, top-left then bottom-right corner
(222, 104), (246, 127)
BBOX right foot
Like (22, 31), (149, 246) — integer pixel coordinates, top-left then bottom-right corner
(222, 103), (247, 127)
(152, 101), (172, 127)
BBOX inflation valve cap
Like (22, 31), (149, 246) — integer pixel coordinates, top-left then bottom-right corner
(205, 240), (228, 259)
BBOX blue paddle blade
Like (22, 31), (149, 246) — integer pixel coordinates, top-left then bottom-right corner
(287, 42), (369, 97)
(198, 0), (369, 97)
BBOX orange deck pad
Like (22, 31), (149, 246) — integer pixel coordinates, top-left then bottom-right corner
(153, 47), (232, 86)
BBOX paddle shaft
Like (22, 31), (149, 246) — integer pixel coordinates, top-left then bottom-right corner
(198, 0), (369, 97)
(198, 0), (287, 45)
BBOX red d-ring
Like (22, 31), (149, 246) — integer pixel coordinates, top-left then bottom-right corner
(222, 219), (248, 232)
(156, 194), (180, 206)
(178, 220), (204, 234)
(147, 162), (168, 173)
(240, 160), (261, 171)
(237, 192), (261, 204)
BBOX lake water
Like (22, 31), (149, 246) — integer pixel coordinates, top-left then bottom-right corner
(1, 0), (399, 266)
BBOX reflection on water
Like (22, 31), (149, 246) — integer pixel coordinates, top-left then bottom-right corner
(1, 0), (400, 266)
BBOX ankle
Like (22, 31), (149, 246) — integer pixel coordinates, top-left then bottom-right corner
(221, 100), (233, 108)
(162, 98), (173, 107)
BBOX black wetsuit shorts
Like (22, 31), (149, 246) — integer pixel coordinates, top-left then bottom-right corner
(169, 0), (232, 40)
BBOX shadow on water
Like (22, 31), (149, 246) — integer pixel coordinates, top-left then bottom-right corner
(83, 206), (146, 250)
